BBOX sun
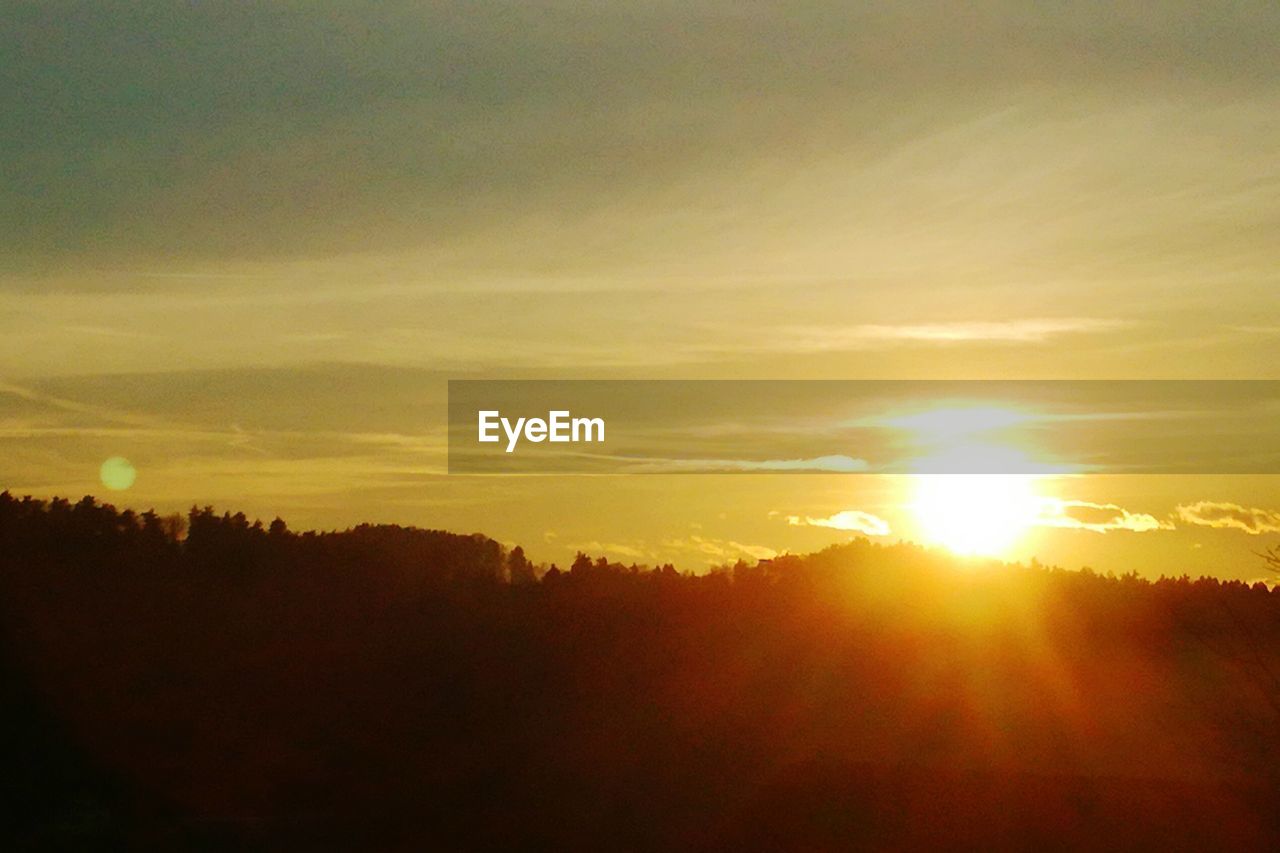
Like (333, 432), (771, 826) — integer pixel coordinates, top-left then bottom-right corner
(910, 473), (1040, 557)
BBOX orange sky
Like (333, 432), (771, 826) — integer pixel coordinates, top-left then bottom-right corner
(3, 3), (1279, 577)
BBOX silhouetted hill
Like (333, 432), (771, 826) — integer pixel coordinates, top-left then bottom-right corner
(3, 492), (1280, 850)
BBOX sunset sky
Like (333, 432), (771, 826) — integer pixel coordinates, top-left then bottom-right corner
(4, 3), (1279, 577)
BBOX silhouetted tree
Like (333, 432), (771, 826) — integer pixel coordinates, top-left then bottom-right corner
(508, 545), (536, 585)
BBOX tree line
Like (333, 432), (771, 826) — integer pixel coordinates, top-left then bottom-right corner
(4, 491), (1280, 850)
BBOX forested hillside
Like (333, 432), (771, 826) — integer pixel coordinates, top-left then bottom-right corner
(4, 493), (1280, 850)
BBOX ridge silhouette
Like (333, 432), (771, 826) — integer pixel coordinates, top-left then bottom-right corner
(3, 491), (1280, 849)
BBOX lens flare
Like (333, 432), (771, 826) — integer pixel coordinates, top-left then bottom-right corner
(99, 456), (137, 491)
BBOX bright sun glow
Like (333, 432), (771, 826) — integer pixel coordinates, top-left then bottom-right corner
(893, 407), (1069, 559)
(911, 473), (1040, 557)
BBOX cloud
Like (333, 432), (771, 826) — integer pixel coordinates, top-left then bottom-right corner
(776, 319), (1127, 350)
(6, 1), (1280, 384)
(568, 535), (777, 567)
(566, 541), (650, 561)
(7, 3), (1279, 285)
(1175, 502), (1280, 535)
(663, 536), (778, 564)
(624, 455), (868, 473)
(1036, 499), (1172, 533)
(786, 510), (891, 537)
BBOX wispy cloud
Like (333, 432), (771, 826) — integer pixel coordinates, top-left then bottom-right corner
(773, 318), (1128, 351)
(566, 534), (778, 567)
(786, 509), (891, 536)
(566, 541), (650, 561)
(663, 536), (778, 564)
(0, 379), (171, 430)
(1175, 502), (1280, 535)
(619, 454), (868, 473)
(1036, 500), (1172, 533)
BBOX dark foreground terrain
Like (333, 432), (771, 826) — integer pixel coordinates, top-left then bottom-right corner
(4, 493), (1280, 850)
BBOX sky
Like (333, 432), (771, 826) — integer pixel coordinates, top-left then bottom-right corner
(3, 2), (1279, 577)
